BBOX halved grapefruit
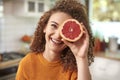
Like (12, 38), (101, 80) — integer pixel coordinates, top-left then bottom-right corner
(60, 19), (84, 42)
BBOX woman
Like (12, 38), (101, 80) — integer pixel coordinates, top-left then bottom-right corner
(16, 0), (94, 80)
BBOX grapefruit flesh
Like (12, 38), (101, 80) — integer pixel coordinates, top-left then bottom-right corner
(60, 19), (84, 42)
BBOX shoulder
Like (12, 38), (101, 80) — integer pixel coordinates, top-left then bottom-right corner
(18, 52), (41, 73)
(19, 52), (39, 66)
(17, 52), (40, 79)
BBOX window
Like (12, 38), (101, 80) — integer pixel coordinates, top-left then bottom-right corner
(0, 1), (3, 17)
(91, 0), (120, 22)
(27, 1), (44, 13)
(38, 2), (44, 12)
(89, 0), (120, 44)
(28, 1), (35, 12)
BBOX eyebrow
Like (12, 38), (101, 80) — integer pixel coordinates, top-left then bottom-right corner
(51, 21), (59, 25)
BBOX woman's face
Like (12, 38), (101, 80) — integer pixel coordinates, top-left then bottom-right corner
(44, 12), (72, 54)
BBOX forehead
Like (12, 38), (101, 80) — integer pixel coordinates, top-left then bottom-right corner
(48, 12), (72, 24)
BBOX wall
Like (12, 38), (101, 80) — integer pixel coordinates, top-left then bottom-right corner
(0, 16), (38, 52)
(0, 0), (40, 52)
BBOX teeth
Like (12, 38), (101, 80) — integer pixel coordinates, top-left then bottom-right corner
(52, 39), (62, 44)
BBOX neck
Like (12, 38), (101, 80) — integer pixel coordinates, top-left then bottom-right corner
(43, 49), (61, 62)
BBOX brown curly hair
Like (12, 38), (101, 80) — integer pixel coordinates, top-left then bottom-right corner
(30, 0), (94, 71)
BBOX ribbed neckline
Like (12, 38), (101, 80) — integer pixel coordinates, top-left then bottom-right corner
(38, 53), (61, 67)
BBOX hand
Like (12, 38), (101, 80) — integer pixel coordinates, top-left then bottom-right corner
(62, 25), (89, 59)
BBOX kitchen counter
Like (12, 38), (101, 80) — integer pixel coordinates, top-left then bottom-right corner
(94, 51), (120, 61)
(0, 58), (22, 69)
(0, 52), (25, 79)
(90, 56), (120, 80)
(0, 51), (120, 80)
(0, 58), (22, 80)
(1, 51), (120, 69)
(0, 52), (25, 69)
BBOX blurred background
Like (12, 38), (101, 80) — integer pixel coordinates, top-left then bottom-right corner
(0, 0), (120, 80)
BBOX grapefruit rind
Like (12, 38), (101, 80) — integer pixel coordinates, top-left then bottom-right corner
(60, 19), (84, 42)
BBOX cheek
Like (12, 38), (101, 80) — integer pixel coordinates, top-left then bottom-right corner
(43, 25), (50, 33)
(44, 29), (53, 40)
(44, 27), (50, 34)
(45, 26), (53, 33)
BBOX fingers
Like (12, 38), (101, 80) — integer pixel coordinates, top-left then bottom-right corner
(61, 39), (73, 47)
(80, 23), (89, 41)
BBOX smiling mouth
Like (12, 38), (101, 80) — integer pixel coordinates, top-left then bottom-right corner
(51, 38), (63, 44)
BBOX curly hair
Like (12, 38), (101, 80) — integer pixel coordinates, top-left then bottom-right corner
(30, 0), (94, 71)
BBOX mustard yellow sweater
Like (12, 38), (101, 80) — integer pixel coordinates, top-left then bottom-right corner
(16, 53), (77, 80)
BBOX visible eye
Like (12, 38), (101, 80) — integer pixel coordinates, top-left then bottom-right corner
(51, 23), (57, 29)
